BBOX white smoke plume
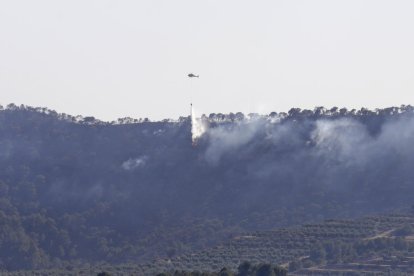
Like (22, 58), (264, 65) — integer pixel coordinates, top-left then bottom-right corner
(311, 119), (371, 164)
(122, 156), (148, 171)
(191, 106), (207, 144)
(204, 117), (264, 165)
(310, 116), (414, 166)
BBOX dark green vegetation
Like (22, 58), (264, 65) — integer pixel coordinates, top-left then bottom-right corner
(155, 262), (287, 276)
(1, 104), (414, 273)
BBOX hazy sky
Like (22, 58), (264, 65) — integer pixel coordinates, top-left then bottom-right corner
(1, 0), (414, 120)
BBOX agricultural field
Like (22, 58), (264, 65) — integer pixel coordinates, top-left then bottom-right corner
(6, 213), (414, 275)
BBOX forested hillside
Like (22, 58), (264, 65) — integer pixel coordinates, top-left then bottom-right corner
(1, 103), (414, 271)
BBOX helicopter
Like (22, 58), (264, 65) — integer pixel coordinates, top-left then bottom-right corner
(188, 73), (199, 78)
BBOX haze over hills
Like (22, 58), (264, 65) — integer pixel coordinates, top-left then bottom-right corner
(1, 103), (414, 273)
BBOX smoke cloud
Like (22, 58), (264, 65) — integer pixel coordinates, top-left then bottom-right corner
(201, 112), (414, 184)
(204, 118), (263, 164)
(122, 156), (148, 171)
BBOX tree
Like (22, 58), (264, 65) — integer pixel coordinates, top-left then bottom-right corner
(310, 244), (327, 264)
(97, 272), (111, 276)
(256, 264), (275, 276)
(237, 261), (252, 276)
(273, 266), (287, 276)
(288, 108), (301, 118)
(218, 267), (234, 276)
(288, 261), (301, 272)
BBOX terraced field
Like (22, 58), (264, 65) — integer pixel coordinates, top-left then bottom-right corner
(293, 254), (414, 276)
(5, 214), (414, 275)
(146, 214), (414, 275)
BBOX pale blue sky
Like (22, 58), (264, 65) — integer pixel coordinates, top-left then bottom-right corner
(1, 0), (413, 120)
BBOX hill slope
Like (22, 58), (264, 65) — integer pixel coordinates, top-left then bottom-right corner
(0, 104), (414, 270)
